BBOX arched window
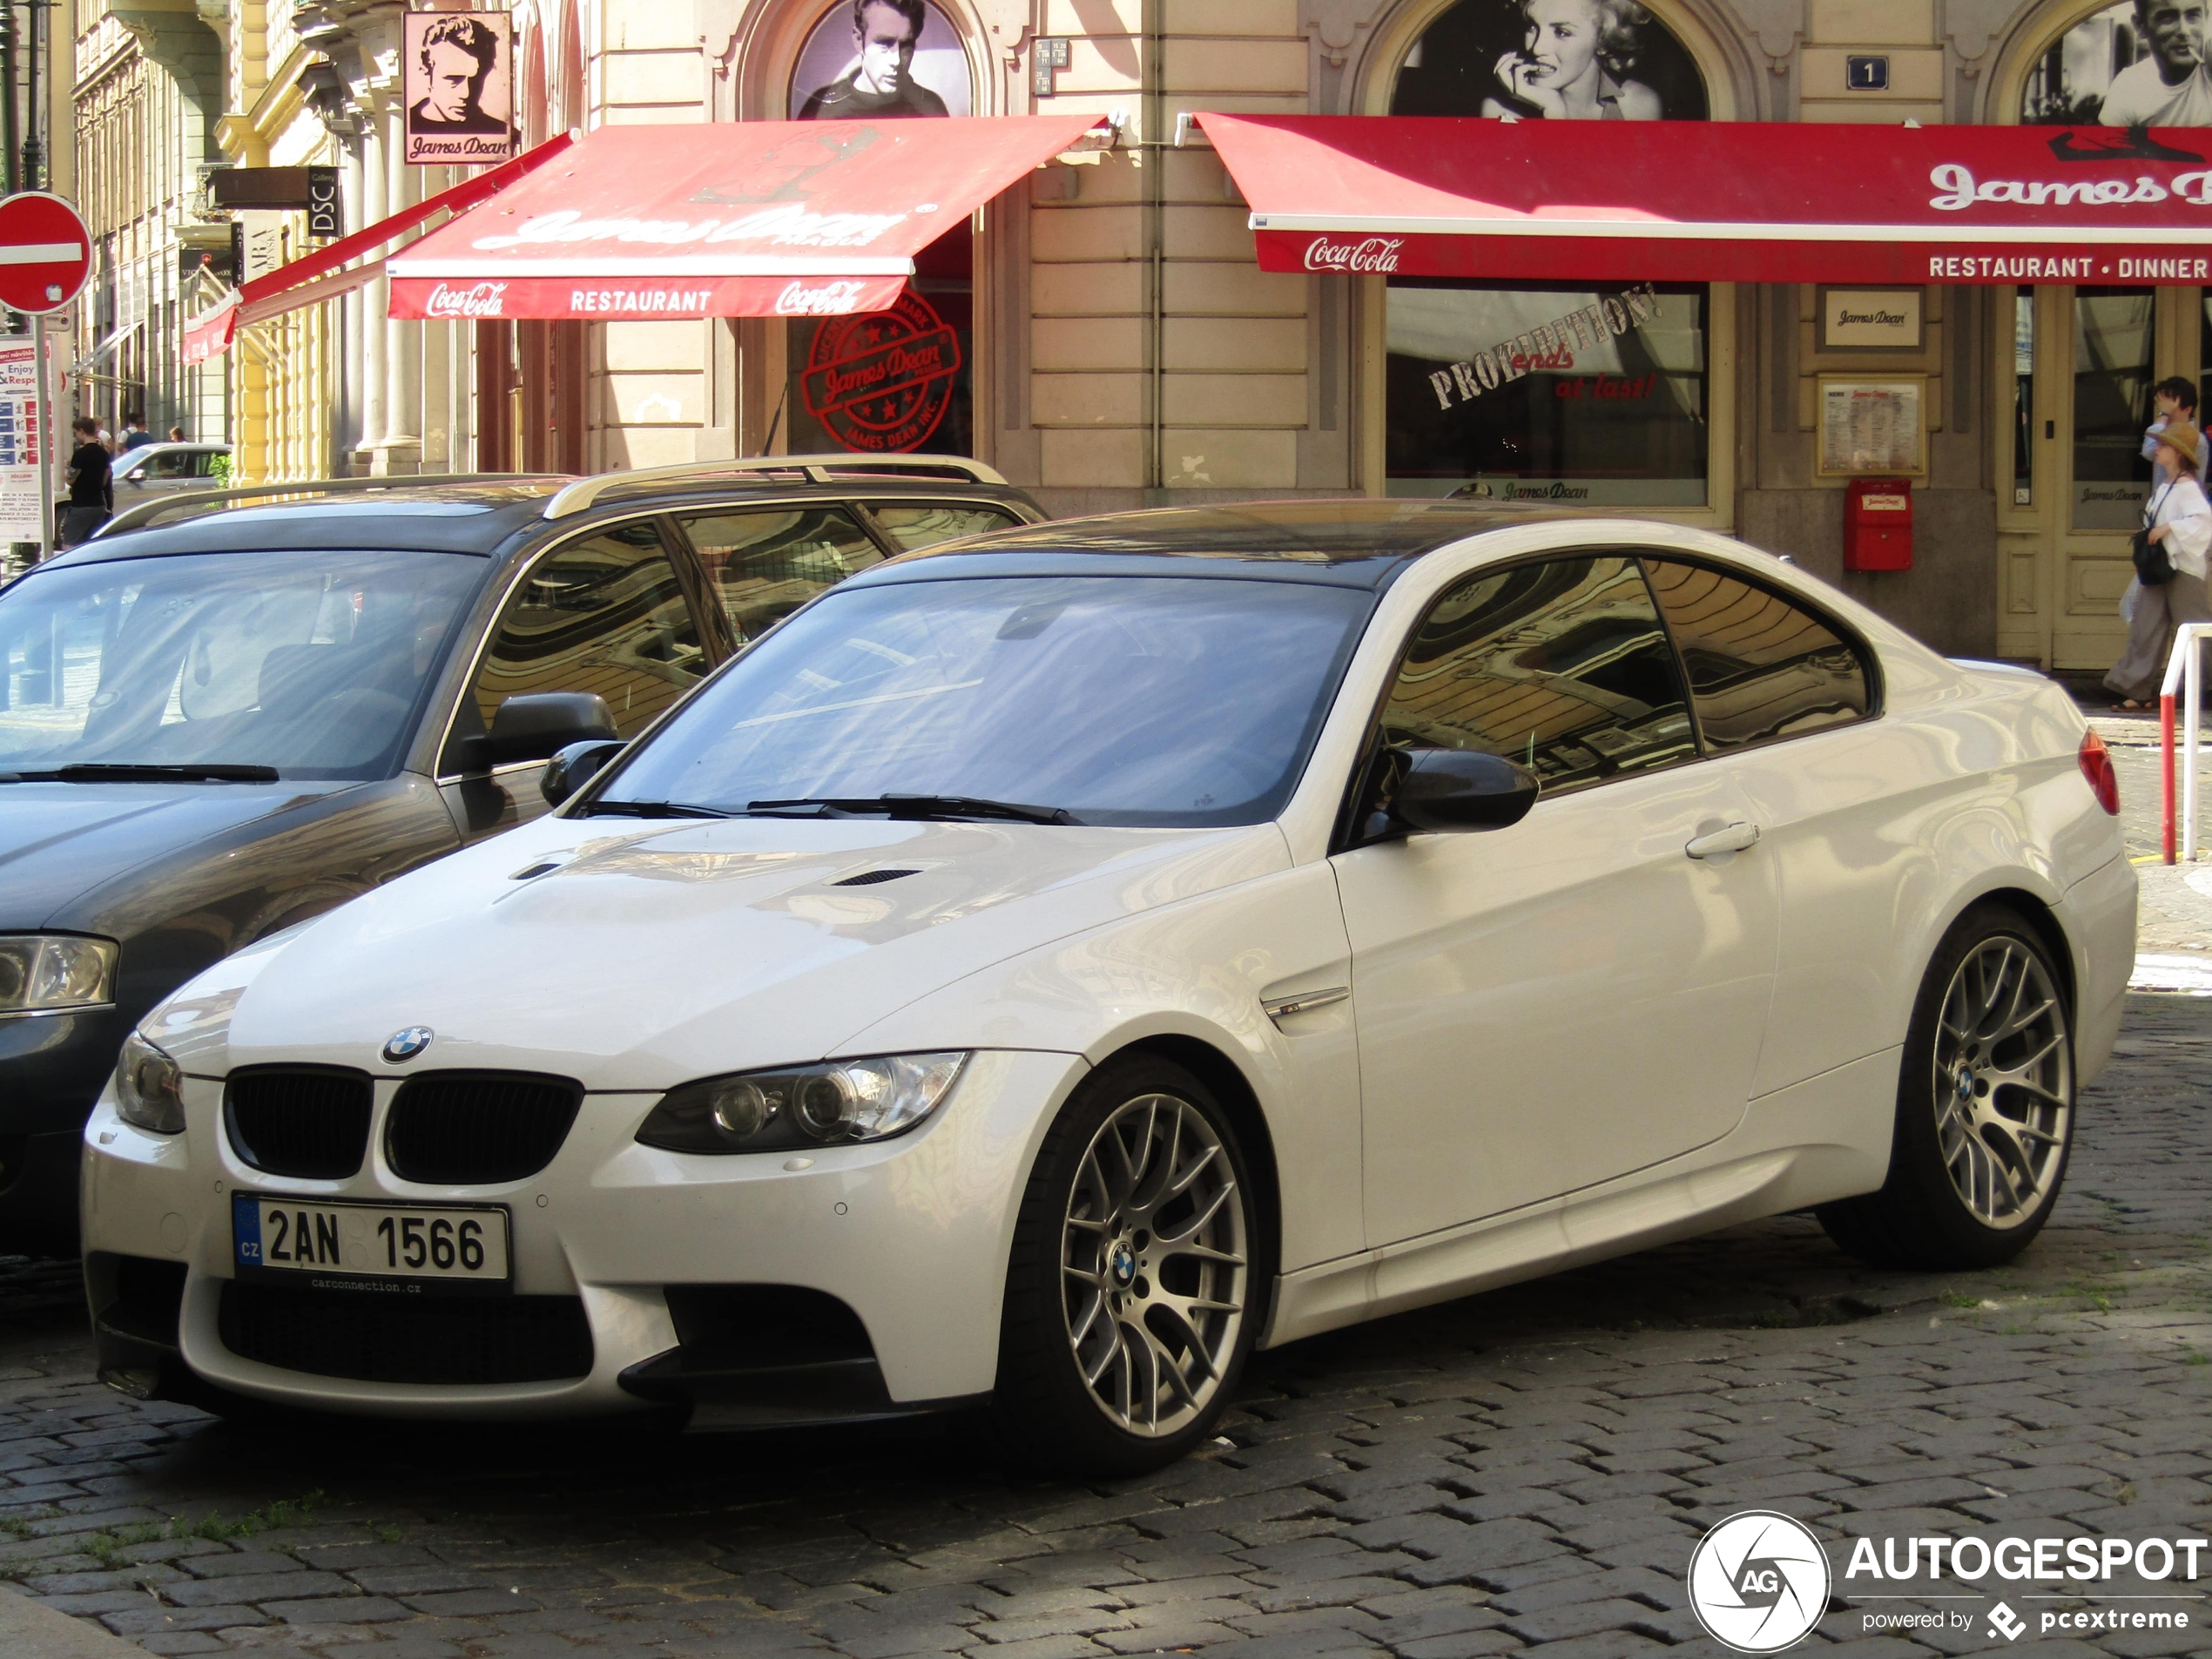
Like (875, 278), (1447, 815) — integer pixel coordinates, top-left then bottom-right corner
(1379, 1), (1714, 504)
(1392, 0), (1708, 121)
(775, 1), (980, 455)
(2023, 0), (2212, 125)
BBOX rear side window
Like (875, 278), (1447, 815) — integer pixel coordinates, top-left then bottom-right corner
(1640, 558), (1872, 752)
(1380, 555), (1696, 796)
(675, 506), (883, 644)
(869, 500), (1022, 552)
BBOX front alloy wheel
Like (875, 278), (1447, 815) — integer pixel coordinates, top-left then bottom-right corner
(993, 1057), (1262, 1474)
(1819, 903), (2075, 1269)
(1062, 1092), (1248, 1438)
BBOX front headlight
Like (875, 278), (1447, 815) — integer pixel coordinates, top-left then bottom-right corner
(635, 1053), (968, 1154)
(0, 935), (118, 1015)
(114, 1033), (185, 1135)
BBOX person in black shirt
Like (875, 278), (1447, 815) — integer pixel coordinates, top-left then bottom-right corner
(797, 0), (949, 119)
(62, 417), (111, 548)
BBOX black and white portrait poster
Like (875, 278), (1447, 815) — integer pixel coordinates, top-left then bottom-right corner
(789, 0), (972, 120)
(1392, 0), (1708, 121)
(404, 10), (517, 165)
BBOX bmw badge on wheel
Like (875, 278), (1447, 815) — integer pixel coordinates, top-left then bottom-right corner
(1687, 1510), (1831, 1653)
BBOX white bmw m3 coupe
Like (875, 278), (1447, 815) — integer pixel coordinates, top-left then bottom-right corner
(81, 503), (2134, 1474)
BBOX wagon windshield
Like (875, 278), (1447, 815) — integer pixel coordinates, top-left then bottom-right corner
(598, 574), (1375, 827)
(0, 549), (485, 781)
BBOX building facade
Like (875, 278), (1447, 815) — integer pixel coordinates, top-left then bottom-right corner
(71, 0), (226, 442)
(172, 0), (2212, 671)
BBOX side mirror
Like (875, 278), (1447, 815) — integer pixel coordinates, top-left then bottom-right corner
(541, 738), (625, 806)
(473, 691), (617, 769)
(1391, 748), (1540, 833)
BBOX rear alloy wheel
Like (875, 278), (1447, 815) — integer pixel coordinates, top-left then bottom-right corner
(1819, 904), (2074, 1269)
(991, 1057), (1260, 1474)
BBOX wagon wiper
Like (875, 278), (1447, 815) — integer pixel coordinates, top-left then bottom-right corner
(0, 763), (281, 784)
(745, 793), (1077, 826)
(578, 799), (732, 819)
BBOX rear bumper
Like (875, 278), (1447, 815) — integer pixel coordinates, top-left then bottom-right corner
(2060, 850), (2138, 1086)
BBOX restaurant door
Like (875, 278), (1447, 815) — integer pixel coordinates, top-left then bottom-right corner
(2002, 286), (2203, 672)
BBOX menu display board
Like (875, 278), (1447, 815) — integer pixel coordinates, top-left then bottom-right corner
(1817, 375), (1926, 477)
(0, 339), (45, 541)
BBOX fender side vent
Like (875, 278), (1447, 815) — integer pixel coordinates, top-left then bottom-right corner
(831, 867), (920, 887)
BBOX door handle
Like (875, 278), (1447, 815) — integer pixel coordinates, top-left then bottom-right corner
(1685, 820), (1761, 860)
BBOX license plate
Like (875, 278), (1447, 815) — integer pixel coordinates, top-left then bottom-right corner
(233, 1195), (510, 1293)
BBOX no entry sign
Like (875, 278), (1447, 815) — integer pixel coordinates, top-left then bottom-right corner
(0, 192), (89, 314)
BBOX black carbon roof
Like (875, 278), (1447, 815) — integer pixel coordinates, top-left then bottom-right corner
(853, 500), (1537, 589)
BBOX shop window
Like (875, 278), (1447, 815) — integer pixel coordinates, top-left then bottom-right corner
(1378, 555), (1696, 796)
(675, 506), (885, 644)
(1392, 0), (1708, 121)
(2023, 0), (2211, 125)
(2073, 287), (2155, 530)
(1386, 281), (1709, 503)
(1640, 558), (1871, 751)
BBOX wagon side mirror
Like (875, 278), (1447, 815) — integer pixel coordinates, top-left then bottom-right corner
(460, 691), (618, 772)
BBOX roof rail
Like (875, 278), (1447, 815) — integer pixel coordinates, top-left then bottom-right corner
(97, 473), (564, 539)
(540, 454), (1011, 521)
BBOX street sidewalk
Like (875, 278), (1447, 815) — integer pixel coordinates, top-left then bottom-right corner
(2082, 705), (2212, 991)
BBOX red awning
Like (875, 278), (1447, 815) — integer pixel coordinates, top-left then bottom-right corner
(1197, 114), (2212, 286)
(387, 117), (1102, 321)
(180, 136), (577, 364)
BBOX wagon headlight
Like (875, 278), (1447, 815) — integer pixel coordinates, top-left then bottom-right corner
(636, 1053), (968, 1154)
(114, 1032), (185, 1135)
(0, 934), (117, 1015)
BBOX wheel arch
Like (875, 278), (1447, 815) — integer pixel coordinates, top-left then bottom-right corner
(1942, 883), (2080, 1025)
(1096, 1032), (1284, 1334)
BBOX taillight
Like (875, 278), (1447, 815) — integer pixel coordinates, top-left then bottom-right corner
(2079, 729), (2120, 815)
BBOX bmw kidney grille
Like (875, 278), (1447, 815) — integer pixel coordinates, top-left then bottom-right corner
(382, 1071), (583, 1185)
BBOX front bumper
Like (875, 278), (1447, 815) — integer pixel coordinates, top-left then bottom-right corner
(81, 1048), (1086, 1420)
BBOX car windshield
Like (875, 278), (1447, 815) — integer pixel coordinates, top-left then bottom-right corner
(600, 574), (1375, 827)
(0, 549), (488, 780)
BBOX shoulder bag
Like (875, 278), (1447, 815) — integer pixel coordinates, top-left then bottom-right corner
(2134, 482), (2177, 587)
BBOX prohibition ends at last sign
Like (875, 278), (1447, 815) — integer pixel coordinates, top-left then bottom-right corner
(0, 192), (90, 314)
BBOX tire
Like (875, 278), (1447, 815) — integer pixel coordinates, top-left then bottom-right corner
(989, 1055), (1264, 1477)
(1818, 902), (2075, 1270)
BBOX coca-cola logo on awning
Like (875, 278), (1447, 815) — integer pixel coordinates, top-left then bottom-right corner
(1304, 236), (1403, 273)
(775, 279), (870, 316)
(424, 281), (508, 319)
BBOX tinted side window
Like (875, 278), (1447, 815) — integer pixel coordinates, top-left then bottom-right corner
(1641, 558), (1871, 751)
(676, 506), (883, 644)
(1381, 555), (1695, 796)
(143, 451), (192, 478)
(469, 521), (705, 747)
(869, 500), (1022, 552)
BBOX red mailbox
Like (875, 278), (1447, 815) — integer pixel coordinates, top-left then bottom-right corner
(1844, 477), (1913, 571)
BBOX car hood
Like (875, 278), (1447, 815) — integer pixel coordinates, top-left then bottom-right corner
(177, 813), (1291, 1088)
(0, 781), (354, 927)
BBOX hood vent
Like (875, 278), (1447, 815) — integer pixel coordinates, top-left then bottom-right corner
(831, 867), (920, 887)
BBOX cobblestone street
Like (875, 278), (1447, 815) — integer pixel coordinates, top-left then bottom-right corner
(0, 983), (2206, 1659)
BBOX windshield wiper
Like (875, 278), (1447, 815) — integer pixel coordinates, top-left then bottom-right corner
(745, 793), (1076, 826)
(0, 763), (281, 784)
(578, 799), (732, 819)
